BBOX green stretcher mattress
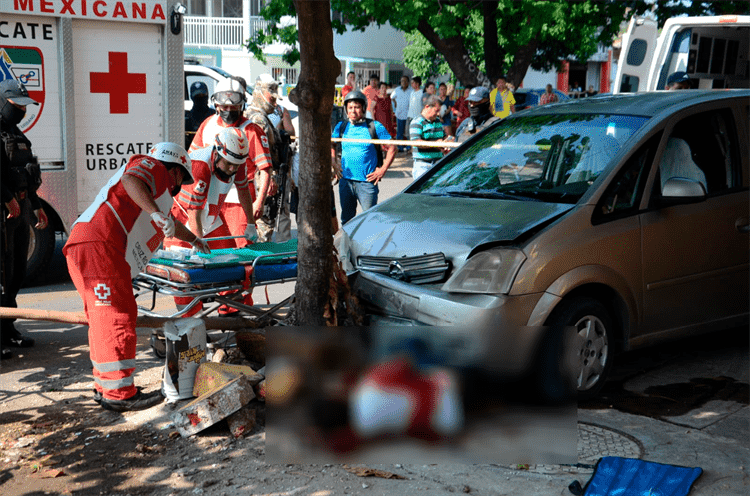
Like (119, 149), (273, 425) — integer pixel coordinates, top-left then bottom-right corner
(144, 239), (297, 285)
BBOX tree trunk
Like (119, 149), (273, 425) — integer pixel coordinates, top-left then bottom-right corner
(482, 1), (502, 85)
(416, 18), (489, 87)
(288, 0), (341, 326)
(507, 37), (539, 89)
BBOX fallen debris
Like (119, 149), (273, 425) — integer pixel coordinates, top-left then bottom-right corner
(342, 465), (406, 479)
(193, 362), (263, 397)
(227, 407), (256, 438)
(172, 375), (255, 437)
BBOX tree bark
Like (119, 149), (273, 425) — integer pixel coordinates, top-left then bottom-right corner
(507, 36), (539, 89)
(482, 1), (502, 85)
(416, 18), (488, 87)
(289, 0), (341, 326)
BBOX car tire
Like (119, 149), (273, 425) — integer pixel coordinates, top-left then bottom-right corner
(25, 223), (56, 285)
(546, 296), (614, 400)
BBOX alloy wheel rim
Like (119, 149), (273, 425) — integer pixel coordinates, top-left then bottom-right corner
(573, 314), (609, 391)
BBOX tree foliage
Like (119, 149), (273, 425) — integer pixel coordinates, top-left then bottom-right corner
(402, 32), (452, 82)
(246, 0), (749, 88)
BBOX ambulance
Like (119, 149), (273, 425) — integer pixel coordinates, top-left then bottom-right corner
(0, 0), (185, 281)
(614, 14), (750, 93)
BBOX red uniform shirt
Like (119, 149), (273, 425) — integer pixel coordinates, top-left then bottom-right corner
(171, 146), (246, 235)
(66, 155), (176, 277)
(188, 114), (272, 178)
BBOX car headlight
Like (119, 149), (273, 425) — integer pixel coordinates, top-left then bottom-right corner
(441, 249), (526, 295)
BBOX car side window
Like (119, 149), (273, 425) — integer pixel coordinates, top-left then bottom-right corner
(595, 133), (661, 222)
(655, 108), (739, 196)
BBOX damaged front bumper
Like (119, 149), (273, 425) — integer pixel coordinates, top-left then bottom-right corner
(349, 270), (548, 376)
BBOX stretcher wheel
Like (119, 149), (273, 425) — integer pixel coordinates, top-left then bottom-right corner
(150, 331), (167, 359)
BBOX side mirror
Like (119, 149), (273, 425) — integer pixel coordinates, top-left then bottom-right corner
(660, 177), (706, 205)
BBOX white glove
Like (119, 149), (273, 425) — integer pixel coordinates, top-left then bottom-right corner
(190, 237), (211, 254)
(151, 211), (175, 238)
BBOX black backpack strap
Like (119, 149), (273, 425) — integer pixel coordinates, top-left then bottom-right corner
(365, 118), (384, 168)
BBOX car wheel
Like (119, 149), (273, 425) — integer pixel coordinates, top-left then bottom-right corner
(25, 223), (56, 285)
(547, 297), (614, 400)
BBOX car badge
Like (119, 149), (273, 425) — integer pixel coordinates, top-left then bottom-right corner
(388, 260), (409, 282)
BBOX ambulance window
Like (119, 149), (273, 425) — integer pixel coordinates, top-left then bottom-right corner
(626, 39), (648, 66)
(620, 75), (640, 93)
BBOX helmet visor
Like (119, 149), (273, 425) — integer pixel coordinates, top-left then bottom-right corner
(213, 91), (244, 105)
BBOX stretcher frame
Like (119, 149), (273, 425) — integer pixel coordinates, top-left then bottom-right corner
(132, 250), (297, 323)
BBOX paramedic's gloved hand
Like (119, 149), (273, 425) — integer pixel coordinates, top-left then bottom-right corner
(34, 208), (48, 230)
(190, 237), (211, 254)
(150, 211), (175, 238)
(5, 198), (20, 219)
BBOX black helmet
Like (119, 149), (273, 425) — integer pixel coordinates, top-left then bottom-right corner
(343, 89), (367, 108)
(190, 81), (208, 99)
(0, 79), (38, 106)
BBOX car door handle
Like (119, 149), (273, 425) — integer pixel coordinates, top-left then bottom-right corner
(736, 218), (750, 233)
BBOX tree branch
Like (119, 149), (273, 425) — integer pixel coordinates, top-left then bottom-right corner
(416, 18), (486, 87)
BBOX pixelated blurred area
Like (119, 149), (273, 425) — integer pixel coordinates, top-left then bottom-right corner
(266, 325), (577, 464)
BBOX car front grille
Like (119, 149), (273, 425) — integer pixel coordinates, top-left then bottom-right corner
(356, 253), (450, 284)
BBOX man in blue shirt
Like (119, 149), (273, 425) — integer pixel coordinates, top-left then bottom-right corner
(332, 90), (396, 225)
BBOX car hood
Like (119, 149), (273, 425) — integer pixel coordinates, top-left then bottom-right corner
(345, 193), (574, 269)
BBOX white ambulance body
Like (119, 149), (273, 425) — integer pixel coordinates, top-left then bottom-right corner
(0, 0), (185, 280)
(614, 14), (750, 93)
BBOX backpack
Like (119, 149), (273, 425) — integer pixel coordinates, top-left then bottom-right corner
(335, 119), (383, 168)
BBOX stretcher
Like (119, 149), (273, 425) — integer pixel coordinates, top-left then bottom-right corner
(133, 239), (297, 358)
(134, 238), (297, 319)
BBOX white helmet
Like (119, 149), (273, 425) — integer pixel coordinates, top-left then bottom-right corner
(148, 142), (193, 184)
(214, 128), (249, 165)
(211, 77), (247, 106)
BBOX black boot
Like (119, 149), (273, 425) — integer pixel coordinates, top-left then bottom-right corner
(99, 389), (164, 412)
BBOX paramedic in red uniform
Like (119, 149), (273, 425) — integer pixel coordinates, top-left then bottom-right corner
(188, 77), (273, 246)
(63, 143), (209, 412)
(165, 127), (253, 316)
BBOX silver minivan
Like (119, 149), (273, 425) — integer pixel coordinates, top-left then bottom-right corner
(341, 90), (750, 398)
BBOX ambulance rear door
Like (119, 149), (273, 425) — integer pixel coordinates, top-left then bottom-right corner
(613, 16), (658, 94)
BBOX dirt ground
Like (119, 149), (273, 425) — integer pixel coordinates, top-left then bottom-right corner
(0, 155), (584, 495)
(0, 329), (578, 496)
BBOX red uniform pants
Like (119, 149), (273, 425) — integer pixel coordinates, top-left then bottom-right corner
(64, 241), (138, 401)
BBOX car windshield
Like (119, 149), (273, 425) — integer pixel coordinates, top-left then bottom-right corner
(414, 114), (648, 204)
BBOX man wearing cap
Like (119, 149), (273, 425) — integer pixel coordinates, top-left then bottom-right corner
(0, 79), (48, 360)
(185, 81), (215, 148)
(489, 75), (515, 118)
(454, 86), (498, 143)
(64, 143), (206, 411)
(244, 74), (294, 243)
(666, 71), (691, 90)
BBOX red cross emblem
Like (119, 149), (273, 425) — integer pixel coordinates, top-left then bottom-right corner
(148, 220), (166, 252)
(93, 283), (111, 301)
(90, 52), (147, 114)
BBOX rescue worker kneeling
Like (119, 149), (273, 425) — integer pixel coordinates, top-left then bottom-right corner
(64, 143), (208, 412)
(166, 127), (255, 317)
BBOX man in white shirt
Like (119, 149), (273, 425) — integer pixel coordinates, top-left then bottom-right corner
(391, 75), (413, 152)
(406, 76), (424, 132)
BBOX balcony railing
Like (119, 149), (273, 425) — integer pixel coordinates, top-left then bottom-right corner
(184, 16), (272, 48)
